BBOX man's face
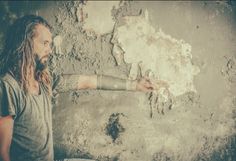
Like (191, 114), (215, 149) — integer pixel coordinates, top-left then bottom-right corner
(33, 24), (52, 71)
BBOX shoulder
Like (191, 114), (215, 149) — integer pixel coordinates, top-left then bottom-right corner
(0, 73), (21, 93)
(0, 73), (25, 119)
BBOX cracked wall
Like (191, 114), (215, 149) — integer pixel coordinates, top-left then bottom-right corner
(0, 1), (236, 161)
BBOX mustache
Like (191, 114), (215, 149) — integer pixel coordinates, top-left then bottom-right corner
(35, 54), (50, 63)
(41, 55), (49, 60)
(35, 54), (49, 71)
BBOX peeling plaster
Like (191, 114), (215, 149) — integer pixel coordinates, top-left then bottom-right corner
(112, 10), (200, 97)
(79, 1), (120, 35)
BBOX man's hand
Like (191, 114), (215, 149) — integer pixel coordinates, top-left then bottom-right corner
(135, 77), (169, 92)
(135, 77), (155, 92)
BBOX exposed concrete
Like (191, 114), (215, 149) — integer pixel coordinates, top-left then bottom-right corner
(0, 1), (236, 161)
(79, 1), (120, 35)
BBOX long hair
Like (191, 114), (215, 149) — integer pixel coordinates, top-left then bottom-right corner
(0, 15), (52, 95)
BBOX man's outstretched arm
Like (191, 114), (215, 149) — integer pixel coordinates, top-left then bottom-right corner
(57, 74), (154, 92)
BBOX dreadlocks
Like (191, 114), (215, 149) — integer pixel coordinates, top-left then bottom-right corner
(0, 15), (52, 94)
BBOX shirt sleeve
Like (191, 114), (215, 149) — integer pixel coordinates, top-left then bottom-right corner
(0, 80), (19, 119)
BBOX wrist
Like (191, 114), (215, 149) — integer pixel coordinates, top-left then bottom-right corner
(126, 80), (137, 91)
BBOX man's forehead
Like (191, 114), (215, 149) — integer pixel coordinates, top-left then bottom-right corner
(35, 24), (52, 42)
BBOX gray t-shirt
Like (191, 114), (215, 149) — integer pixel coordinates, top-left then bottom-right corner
(0, 73), (54, 161)
(0, 72), (80, 161)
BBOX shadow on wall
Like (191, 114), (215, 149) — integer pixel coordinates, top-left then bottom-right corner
(195, 135), (236, 161)
(0, 1), (50, 28)
(0, 1), (56, 51)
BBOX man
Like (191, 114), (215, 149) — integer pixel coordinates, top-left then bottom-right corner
(0, 15), (154, 161)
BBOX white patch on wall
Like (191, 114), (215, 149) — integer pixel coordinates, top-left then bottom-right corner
(53, 35), (63, 55)
(111, 10), (200, 98)
(79, 1), (120, 35)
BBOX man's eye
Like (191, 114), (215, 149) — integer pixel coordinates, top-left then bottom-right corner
(43, 42), (53, 48)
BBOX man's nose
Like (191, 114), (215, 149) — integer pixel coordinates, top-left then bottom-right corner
(48, 46), (52, 54)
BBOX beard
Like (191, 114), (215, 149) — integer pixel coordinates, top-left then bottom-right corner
(35, 54), (49, 72)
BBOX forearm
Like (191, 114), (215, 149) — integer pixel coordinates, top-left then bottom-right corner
(96, 75), (136, 91)
(77, 75), (137, 91)
(77, 75), (97, 90)
(0, 152), (10, 161)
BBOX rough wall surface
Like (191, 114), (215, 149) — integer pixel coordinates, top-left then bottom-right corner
(0, 1), (236, 161)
